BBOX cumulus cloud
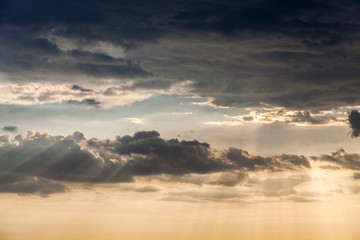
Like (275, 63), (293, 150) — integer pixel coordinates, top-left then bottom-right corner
(312, 148), (360, 170)
(226, 148), (311, 171)
(0, 129), (359, 198)
(0, 130), (315, 195)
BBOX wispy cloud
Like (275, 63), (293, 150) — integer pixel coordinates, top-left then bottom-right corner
(206, 109), (346, 126)
(126, 118), (147, 124)
(1, 0), (359, 111)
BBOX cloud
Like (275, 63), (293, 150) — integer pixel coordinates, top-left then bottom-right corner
(120, 185), (161, 193)
(2, 126), (18, 132)
(0, 32), (152, 83)
(0, 131), (128, 183)
(0, 0), (359, 111)
(206, 108), (346, 126)
(113, 134), (225, 175)
(0, 82), (169, 108)
(160, 170), (347, 203)
(160, 174), (314, 203)
(68, 98), (101, 108)
(348, 110), (360, 137)
(71, 84), (93, 92)
(125, 118), (146, 124)
(226, 148), (311, 171)
(0, 173), (68, 197)
(312, 148), (360, 170)
(259, 175), (311, 197)
(0, 129), (360, 197)
(353, 172), (360, 180)
(123, 79), (173, 90)
(162, 188), (247, 203)
(114, 132), (310, 176)
(0, 130), (315, 196)
(143, 171), (248, 187)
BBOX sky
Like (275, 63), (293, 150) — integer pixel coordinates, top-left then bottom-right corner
(1, 0), (360, 239)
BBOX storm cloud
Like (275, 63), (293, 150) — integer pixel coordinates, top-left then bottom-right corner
(0, 0), (359, 110)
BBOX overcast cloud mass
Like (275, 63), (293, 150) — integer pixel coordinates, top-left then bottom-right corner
(0, 0), (360, 111)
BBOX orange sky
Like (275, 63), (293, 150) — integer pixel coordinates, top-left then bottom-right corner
(1, 183), (360, 240)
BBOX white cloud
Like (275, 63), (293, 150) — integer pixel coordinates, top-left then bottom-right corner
(126, 118), (146, 124)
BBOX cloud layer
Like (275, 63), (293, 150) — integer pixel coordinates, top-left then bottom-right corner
(1, 129), (359, 197)
(0, 130), (314, 195)
(1, 0), (360, 110)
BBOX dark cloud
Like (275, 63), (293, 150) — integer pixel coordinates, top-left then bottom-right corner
(0, 0), (359, 110)
(113, 133), (309, 176)
(0, 132), (151, 184)
(348, 110), (360, 137)
(353, 172), (360, 180)
(2, 129), (360, 196)
(71, 84), (93, 92)
(113, 133), (226, 175)
(0, 33), (151, 82)
(226, 148), (310, 171)
(0, 130), (314, 195)
(285, 111), (333, 125)
(0, 173), (68, 196)
(2, 126), (18, 132)
(68, 98), (101, 107)
(242, 116), (254, 121)
(312, 148), (360, 170)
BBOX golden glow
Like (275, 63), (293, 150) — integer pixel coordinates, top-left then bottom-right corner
(0, 184), (360, 240)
